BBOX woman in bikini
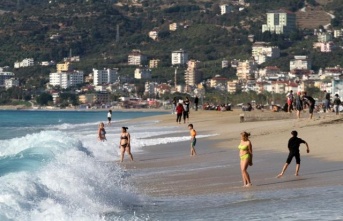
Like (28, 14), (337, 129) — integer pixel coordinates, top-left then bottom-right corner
(238, 131), (253, 187)
(98, 122), (106, 141)
(119, 127), (134, 162)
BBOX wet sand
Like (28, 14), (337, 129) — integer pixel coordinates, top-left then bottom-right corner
(122, 110), (343, 197)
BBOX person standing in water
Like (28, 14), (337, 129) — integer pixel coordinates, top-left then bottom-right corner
(107, 110), (112, 125)
(98, 122), (107, 141)
(277, 130), (310, 178)
(238, 131), (253, 187)
(188, 124), (197, 156)
(119, 127), (134, 162)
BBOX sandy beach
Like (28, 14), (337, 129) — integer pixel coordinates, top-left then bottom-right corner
(122, 109), (343, 197)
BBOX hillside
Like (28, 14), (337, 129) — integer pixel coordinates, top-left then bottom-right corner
(0, 0), (342, 87)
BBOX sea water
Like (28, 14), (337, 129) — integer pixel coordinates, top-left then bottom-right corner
(0, 110), (342, 221)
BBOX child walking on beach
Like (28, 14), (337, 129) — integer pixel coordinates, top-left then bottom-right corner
(188, 124), (197, 156)
(277, 131), (310, 178)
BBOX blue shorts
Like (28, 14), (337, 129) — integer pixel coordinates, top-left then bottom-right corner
(191, 138), (196, 147)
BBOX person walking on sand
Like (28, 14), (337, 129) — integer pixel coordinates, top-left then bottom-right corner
(119, 127), (134, 162)
(277, 131), (310, 178)
(188, 124), (197, 156)
(286, 90), (294, 113)
(176, 103), (184, 124)
(107, 110), (112, 125)
(295, 91), (303, 119)
(333, 94), (341, 115)
(172, 97), (177, 114)
(302, 91), (316, 119)
(323, 90), (331, 113)
(194, 95), (199, 111)
(182, 100), (189, 124)
(238, 131), (253, 187)
(98, 122), (107, 141)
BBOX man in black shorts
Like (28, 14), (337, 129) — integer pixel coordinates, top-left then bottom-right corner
(277, 131), (310, 178)
(302, 92), (316, 119)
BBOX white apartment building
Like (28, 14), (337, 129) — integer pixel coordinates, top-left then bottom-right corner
(149, 30), (158, 40)
(0, 72), (15, 86)
(290, 56), (312, 71)
(334, 29), (343, 38)
(185, 60), (202, 87)
(4, 78), (19, 89)
(236, 60), (258, 81)
(14, 58), (34, 69)
(93, 68), (118, 86)
(227, 80), (240, 94)
(171, 49), (188, 65)
(220, 4), (231, 15)
(134, 68), (151, 79)
(128, 49), (147, 66)
(49, 71), (84, 89)
(262, 10), (296, 34)
(144, 82), (158, 96)
(317, 32), (333, 43)
(252, 42), (280, 64)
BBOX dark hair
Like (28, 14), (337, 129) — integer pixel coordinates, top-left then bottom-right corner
(241, 131), (251, 138)
(122, 127), (128, 131)
(291, 130), (298, 137)
(188, 124), (193, 128)
(109, 110), (112, 113)
(335, 94), (339, 97)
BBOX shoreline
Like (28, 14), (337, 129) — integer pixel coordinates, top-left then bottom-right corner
(121, 110), (343, 197)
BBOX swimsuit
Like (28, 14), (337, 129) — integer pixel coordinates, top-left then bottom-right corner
(190, 129), (196, 147)
(238, 144), (250, 160)
(120, 134), (129, 148)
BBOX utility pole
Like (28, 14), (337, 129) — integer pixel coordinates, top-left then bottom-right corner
(174, 67), (178, 92)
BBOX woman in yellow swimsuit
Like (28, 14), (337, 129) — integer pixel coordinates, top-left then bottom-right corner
(238, 131), (253, 187)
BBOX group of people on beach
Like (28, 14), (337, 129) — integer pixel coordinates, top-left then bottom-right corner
(98, 108), (312, 188)
(98, 110), (134, 162)
(286, 90), (341, 118)
(238, 130), (310, 187)
(173, 97), (191, 124)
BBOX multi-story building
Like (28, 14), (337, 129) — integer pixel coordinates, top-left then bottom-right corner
(49, 71), (84, 89)
(236, 60), (258, 81)
(317, 32), (333, 43)
(171, 49), (188, 65)
(14, 58), (34, 69)
(169, 23), (178, 31)
(222, 59), (229, 68)
(210, 75), (228, 88)
(0, 72), (15, 87)
(290, 56), (312, 71)
(4, 78), (19, 89)
(144, 82), (158, 96)
(93, 68), (118, 86)
(252, 42), (280, 64)
(134, 68), (151, 79)
(227, 80), (241, 94)
(262, 10), (296, 34)
(220, 4), (231, 15)
(185, 60), (202, 87)
(128, 49), (147, 66)
(334, 29), (343, 38)
(149, 59), (160, 68)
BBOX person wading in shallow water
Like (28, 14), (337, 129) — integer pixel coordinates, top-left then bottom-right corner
(119, 127), (134, 162)
(277, 130), (310, 178)
(238, 131), (253, 187)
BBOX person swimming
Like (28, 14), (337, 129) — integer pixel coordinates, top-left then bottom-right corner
(238, 131), (253, 187)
